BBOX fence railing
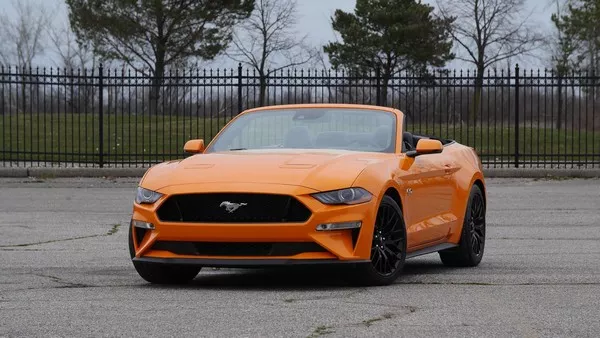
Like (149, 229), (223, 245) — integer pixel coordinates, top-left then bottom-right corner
(1, 64), (599, 168)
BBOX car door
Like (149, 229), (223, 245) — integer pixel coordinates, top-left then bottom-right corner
(395, 151), (459, 249)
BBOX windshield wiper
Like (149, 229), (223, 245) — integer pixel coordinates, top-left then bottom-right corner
(228, 148), (248, 151)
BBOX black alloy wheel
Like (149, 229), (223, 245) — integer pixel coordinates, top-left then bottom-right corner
(352, 195), (407, 286)
(469, 190), (485, 256)
(439, 184), (486, 267)
(371, 198), (406, 276)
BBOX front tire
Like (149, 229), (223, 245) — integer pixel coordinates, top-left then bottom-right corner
(353, 195), (407, 286)
(128, 225), (201, 284)
(439, 184), (486, 267)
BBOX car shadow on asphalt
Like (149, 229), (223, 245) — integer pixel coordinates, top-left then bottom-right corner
(142, 259), (455, 290)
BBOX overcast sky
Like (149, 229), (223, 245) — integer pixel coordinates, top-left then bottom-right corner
(0, 0), (555, 69)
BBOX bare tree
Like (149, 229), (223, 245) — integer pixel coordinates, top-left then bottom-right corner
(0, 0), (54, 67)
(548, 0), (578, 129)
(436, 0), (545, 120)
(226, 0), (316, 106)
(46, 19), (103, 115)
(0, 0), (55, 115)
(48, 20), (98, 70)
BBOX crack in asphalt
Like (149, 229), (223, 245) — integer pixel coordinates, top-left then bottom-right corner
(0, 223), (122, 248)
(361, 312), (396, 327)
(0, 248), (45, 251)
(307, 325), (335, 337)
(487, 252), (600, 256)
(3, 276), (145, 293)
(32, 273), (94, 289)
(2, 284), (144, 293)
(489, 207), (598, 211)
(491, 237), (600, 241)
(337, 300), (419, 312)
(0, 235), (103, 248)
(306, 306), (417, 336)
(283, 288), (365, 303)
(396, 281), (600, 286)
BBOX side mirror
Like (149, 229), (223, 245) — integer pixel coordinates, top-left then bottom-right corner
(184, 139), (205, 153)
(406, 139), (443, 158)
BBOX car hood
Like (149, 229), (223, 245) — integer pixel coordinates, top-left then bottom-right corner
(141, 149), (392, 192)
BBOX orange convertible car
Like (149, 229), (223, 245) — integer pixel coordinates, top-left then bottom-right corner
(129, 104), (486, 285)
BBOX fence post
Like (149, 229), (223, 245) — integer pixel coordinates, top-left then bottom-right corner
(98, 64), (104, 168)
(514, 64), (520, 168)
(376, 68), (381, 106)
(237, 63), (243, 114)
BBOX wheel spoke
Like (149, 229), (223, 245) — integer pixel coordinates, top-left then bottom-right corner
(386, 208), (396, 228)
(471, 196), (482, 217)
(384, 255), (394, 273)
(473, 222), (485, 234)
(383, 245), (401, 259)
(471, 234), (477, 253)
(372, 249), (381, 265)
(471, 233), (482, 255)
(384, 238), (403, 245)
(474, 231), (484, 243)
(386, 204), (392, 221)
(379, 246), (389, 261)
(378, 248), (386, 272)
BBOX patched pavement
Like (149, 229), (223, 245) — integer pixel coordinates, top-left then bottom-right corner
(1, 177), (599, 337)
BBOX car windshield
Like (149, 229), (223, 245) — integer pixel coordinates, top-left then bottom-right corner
(206, 108), (397, 153)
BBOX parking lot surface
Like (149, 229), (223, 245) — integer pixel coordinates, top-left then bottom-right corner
(1, 177), (599, 337)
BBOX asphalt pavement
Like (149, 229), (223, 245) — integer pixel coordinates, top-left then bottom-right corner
(1, 177), (599, 337)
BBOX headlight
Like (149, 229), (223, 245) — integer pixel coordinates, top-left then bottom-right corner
(312, 187), (372, 205)
(135, 187), (163, 204)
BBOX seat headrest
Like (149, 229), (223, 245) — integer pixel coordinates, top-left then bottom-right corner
(315, 131), (348, 148)
(284, 126), (312, 148)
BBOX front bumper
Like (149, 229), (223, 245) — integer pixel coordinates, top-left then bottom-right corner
(133, 257), (370, 268)
(131, 182), (378, 263)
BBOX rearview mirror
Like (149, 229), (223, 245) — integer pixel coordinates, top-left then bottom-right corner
(184, 139), (205, 153)
(406, 139), (443, 158)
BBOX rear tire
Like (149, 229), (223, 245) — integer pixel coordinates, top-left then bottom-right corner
(439, 184), (486, 267)
(352, 195), (407, 286)
(128, 225), (200, 284)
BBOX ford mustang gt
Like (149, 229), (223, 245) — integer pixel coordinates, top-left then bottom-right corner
(129, 104), (486, 285)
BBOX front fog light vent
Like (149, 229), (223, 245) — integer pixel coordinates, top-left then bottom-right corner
(316, 221), (361, 231)
(132, 220), (155, 230)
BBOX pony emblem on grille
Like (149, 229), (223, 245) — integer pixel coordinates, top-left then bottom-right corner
(219, 201), (248, 213)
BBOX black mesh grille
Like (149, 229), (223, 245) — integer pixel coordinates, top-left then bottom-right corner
(152, 241), (327, 256)
(156, 193), (311, 223)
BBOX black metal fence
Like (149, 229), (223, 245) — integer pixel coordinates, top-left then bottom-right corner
(1, 64), (599, 168)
